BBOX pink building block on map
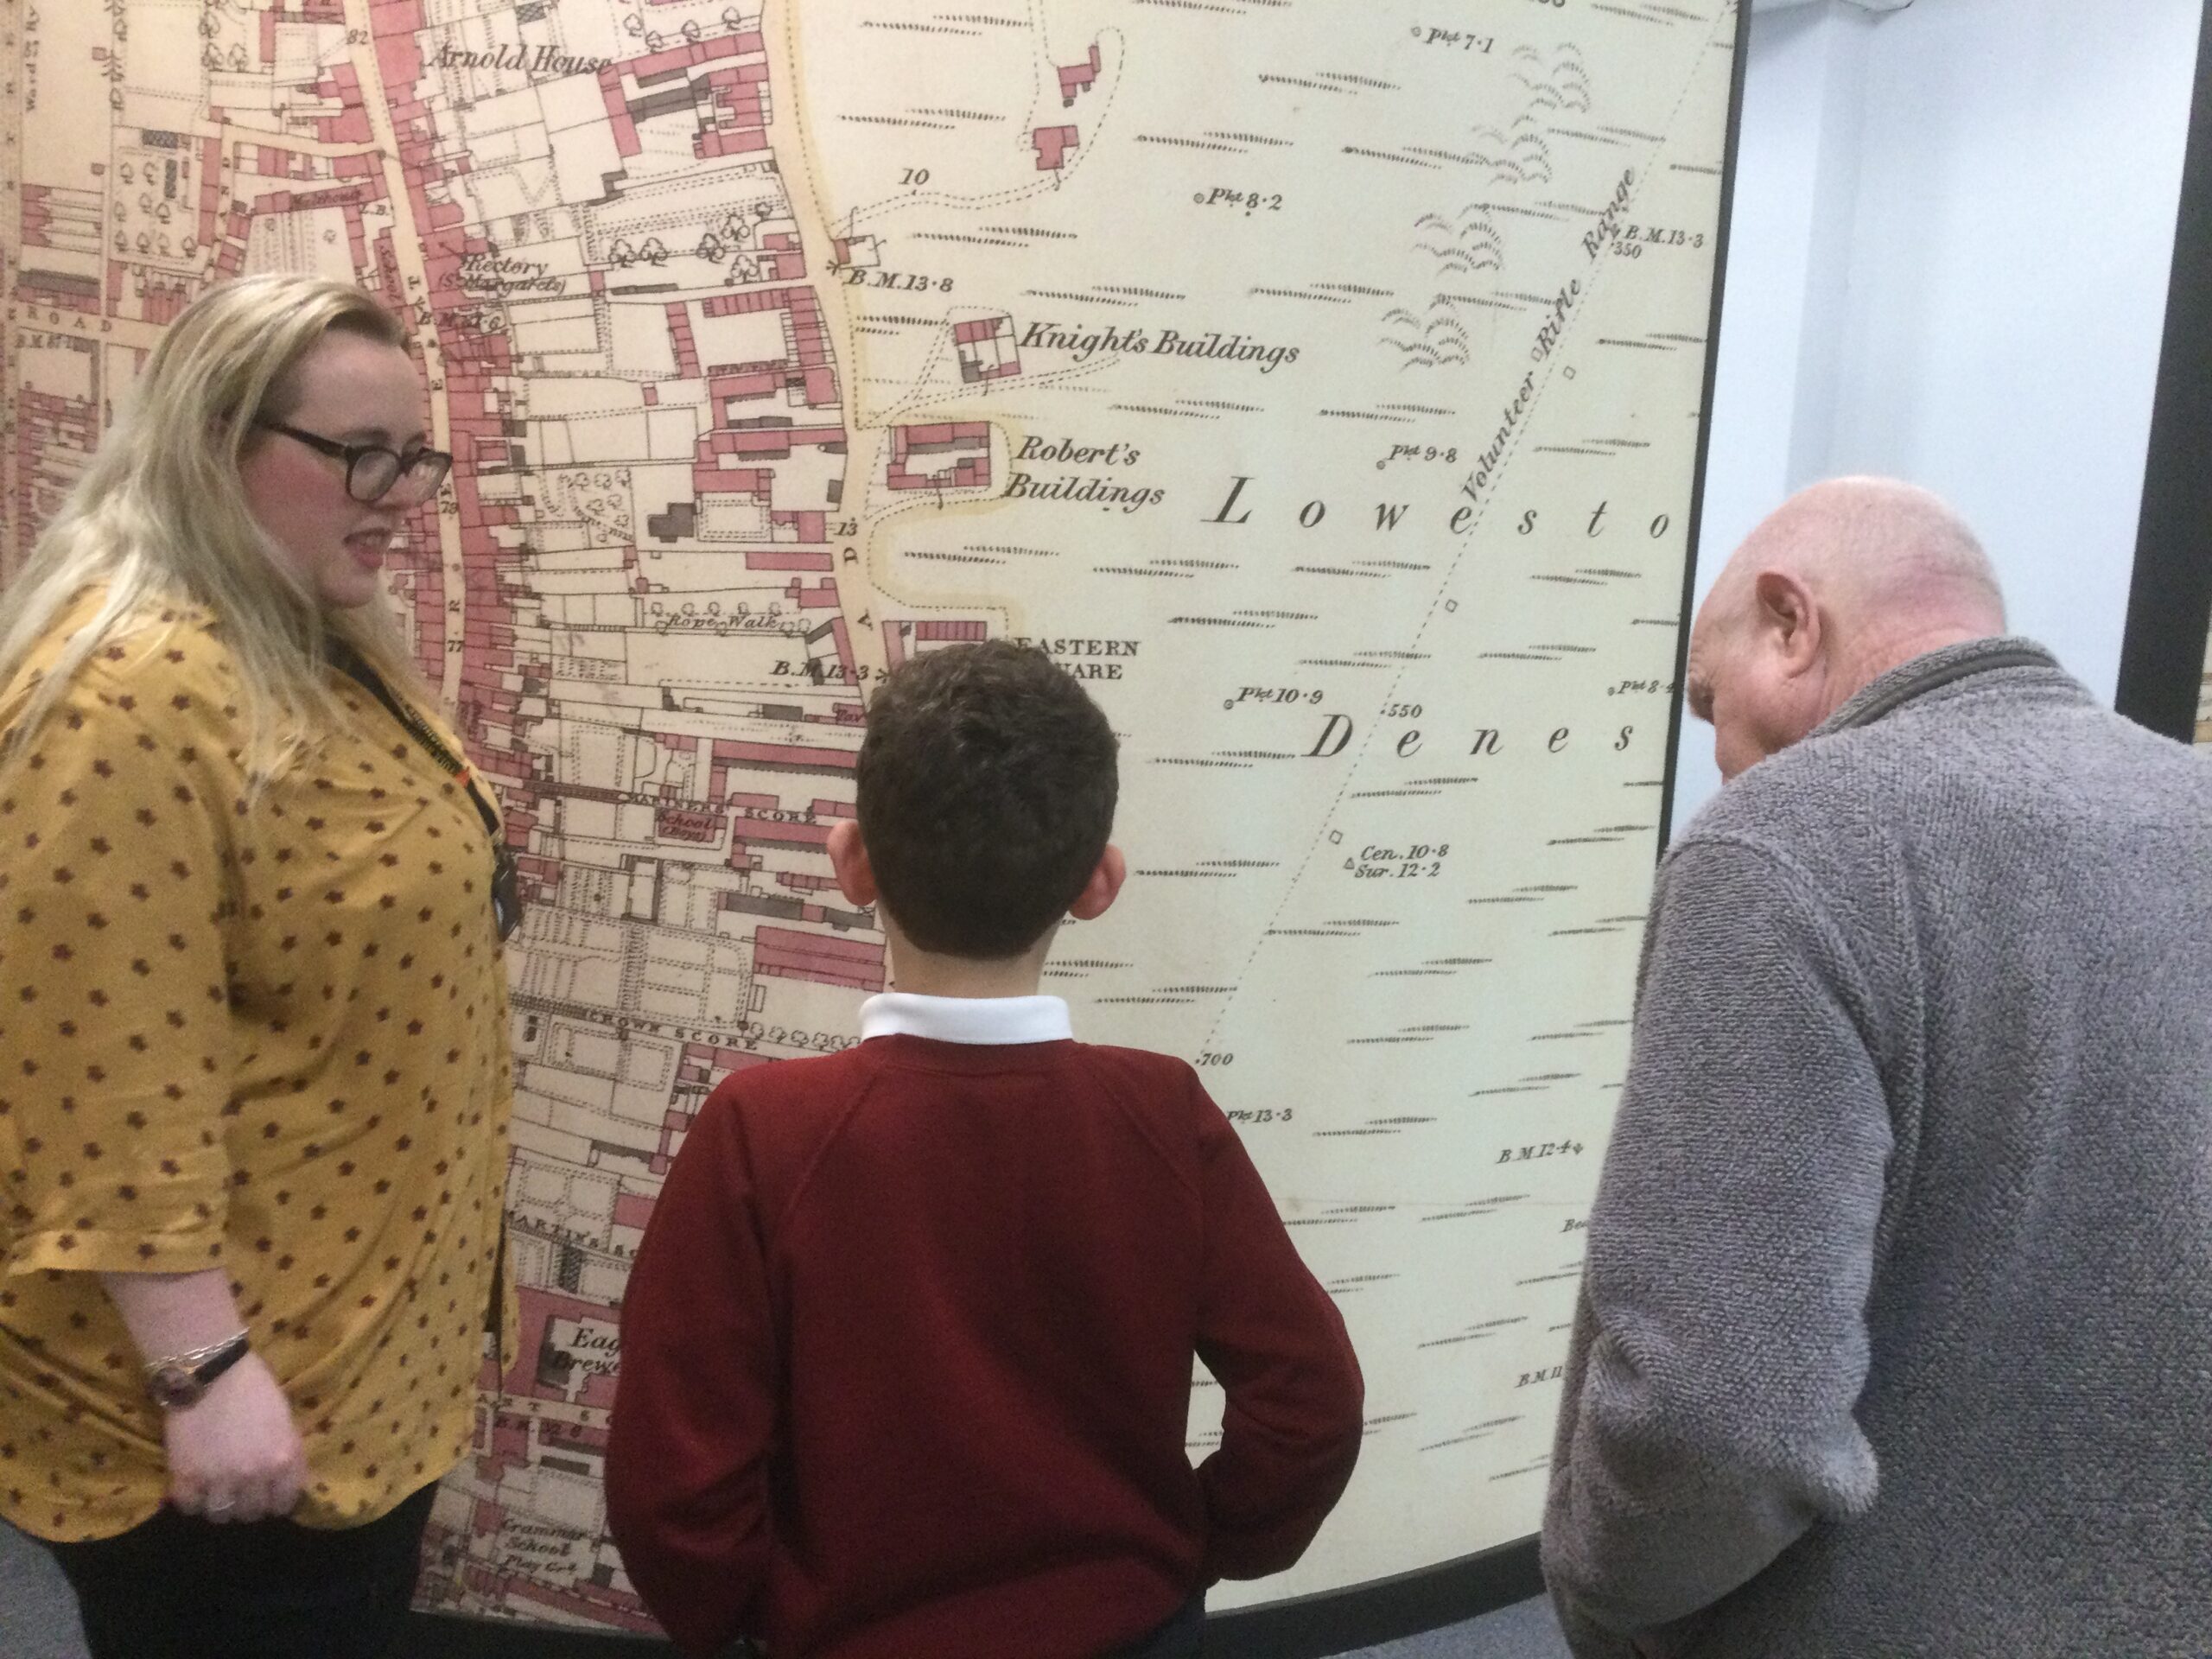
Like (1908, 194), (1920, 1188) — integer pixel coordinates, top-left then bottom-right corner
(1058, 44), (1103, 106)
(1032, 125), (1080, 171)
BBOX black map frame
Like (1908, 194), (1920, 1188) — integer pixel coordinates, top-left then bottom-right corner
(2116, 1), (2212, 744)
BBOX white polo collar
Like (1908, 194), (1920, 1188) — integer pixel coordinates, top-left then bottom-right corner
(858, 992), (1073, 1046)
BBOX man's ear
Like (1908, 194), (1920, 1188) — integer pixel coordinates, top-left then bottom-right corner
(1067, 843), (1127, 922)
(826, 820), (877, 908)
(1751, 569), (1822, 674)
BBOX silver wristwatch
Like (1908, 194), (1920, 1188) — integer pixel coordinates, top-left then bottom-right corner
(143, 1330), (251, 1411)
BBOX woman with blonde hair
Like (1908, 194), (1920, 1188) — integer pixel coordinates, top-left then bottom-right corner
(0, 272), (517, 1657)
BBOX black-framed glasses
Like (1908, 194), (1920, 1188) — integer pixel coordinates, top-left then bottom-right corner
(257, 418), (453, 505)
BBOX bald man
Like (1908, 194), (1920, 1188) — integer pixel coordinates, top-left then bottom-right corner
(1541, 480), (2212, 1657)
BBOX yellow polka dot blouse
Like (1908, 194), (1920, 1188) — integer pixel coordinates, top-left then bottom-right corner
(0, 598), (516, 1541)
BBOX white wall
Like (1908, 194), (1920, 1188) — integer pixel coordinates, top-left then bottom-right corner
(1672, 0), (2203, 827)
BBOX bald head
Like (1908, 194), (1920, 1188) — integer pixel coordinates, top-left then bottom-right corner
(1688, 479), (2008, 781)
(1716, 477), (2005, 634)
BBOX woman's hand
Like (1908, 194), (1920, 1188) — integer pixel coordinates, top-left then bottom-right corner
(162, 1352), (308, 1524)
(99, 1268), (308, 1523)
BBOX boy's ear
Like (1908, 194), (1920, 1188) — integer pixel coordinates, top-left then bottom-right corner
(826, 820), (877, 908)
(1067, 843), (1126, 922)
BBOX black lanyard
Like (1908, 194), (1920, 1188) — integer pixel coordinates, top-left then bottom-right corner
(327, 642), (521, 941)
(327, 644), (518, 1362)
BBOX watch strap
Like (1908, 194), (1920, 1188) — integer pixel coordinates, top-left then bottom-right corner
(144, 1330), (251, 1408)
(143, 1329), (251, 1378)
(188, 1330), (251, 1390)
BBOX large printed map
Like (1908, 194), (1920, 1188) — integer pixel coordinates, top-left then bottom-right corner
(0, 0), (1740, 1629)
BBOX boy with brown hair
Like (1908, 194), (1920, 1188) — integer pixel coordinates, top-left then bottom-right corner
(607, 640), (1364, 1659)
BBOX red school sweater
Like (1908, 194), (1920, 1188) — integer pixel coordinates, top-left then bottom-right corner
(606, 1003), (1364, 1659)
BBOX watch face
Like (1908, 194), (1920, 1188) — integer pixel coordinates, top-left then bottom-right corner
(147, 1365), (203, 1410)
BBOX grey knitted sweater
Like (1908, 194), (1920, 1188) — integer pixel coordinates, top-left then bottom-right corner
(1541, 639), (2212, 1658)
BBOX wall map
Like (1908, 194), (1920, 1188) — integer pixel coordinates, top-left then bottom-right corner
(0, 0), (1742, 1629)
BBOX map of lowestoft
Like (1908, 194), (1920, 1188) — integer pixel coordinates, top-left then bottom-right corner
(0, 0), (1739, 1630)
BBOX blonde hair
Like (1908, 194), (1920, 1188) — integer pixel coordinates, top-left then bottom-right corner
(0, 273), (435, 775)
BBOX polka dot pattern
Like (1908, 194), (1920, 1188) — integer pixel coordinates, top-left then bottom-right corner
(0, 602), (514, 1542)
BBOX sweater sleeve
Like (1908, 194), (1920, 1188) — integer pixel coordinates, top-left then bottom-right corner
(606, 1093), (776, 1656)
(1541, 836), (1890, 1651)
(1190, 1079), (1366, 1581)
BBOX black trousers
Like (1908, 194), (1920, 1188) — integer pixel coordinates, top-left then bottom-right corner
(42, 1484), (436, 1659)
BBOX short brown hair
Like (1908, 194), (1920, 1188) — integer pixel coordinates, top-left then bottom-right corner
(855, 641), (1118, 958)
